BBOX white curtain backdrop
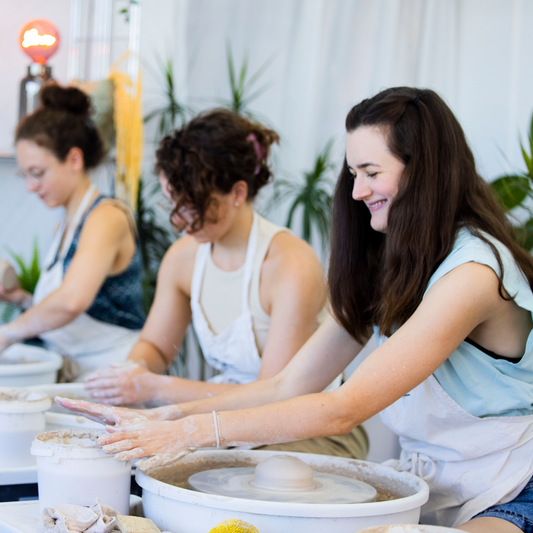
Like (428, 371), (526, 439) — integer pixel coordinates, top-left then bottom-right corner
(136, 0), (533, 256)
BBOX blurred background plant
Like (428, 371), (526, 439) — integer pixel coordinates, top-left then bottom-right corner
(266, 140), (335, 249)
(0, 239), (40, 323)
(135, 177), (174, 314)
(491, 112), (533, 251)
(144, 54), (189, 141)
(223, 43), (274, 118)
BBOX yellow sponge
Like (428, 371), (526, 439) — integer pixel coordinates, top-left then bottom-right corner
(209, 519), (259, 533)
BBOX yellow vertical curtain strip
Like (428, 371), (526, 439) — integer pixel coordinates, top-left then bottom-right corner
(109, 63), (143, 209)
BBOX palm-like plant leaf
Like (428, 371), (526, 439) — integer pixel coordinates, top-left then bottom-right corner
(492, 112), (533, 251)
(268, 140), (335, 248)
(144, 55), (188, 140)
(224, 43), (274, 117)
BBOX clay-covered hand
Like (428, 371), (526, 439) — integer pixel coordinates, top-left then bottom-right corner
(98, 417), (199, 462)
(54, 396), (159, 426)
(84, 362), (154, 405)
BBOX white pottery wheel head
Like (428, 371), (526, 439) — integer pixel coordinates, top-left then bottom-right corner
(188, 454), (377, 504)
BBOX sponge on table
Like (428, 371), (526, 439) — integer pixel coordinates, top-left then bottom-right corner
(209, 519), (260, 533)
(116, 515), (161, 533)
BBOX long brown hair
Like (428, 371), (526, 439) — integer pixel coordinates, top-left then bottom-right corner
(155, 109), (279, 231)
(328, 87), (533, 343)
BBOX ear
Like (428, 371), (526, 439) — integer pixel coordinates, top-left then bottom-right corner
(65, 147), (85, 172)
(231, 180), (249, 205)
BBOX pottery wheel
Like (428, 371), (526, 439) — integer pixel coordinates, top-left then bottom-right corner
(188, 454), (377, 504)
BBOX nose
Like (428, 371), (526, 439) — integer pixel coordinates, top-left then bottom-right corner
(351, 175), (371, 201)
(25, 177), (39, 193)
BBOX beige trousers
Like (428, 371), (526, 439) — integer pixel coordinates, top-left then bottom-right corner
(255, 425), (369, 460)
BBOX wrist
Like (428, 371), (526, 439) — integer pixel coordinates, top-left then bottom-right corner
(0, 324), (20, 345)
(19, 292), (33, 310)
(181, 414), (215, 448)
(151, 403), (184, 421)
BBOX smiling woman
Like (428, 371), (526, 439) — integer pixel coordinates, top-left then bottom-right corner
(60, 87), (533, 533)
(0, 85), (145, 380)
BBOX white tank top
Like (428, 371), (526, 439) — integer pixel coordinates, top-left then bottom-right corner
(190, 213), (287, 383)
(199, 215), (276, 354)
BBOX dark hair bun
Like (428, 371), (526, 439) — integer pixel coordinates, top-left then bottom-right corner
(40, 85), (92, 117)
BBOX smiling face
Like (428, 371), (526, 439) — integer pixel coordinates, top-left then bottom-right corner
(15, 140), (85, 208)
(346, 126), (405, 233)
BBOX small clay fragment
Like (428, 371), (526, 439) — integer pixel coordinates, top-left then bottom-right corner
(116, 515), (161, 533)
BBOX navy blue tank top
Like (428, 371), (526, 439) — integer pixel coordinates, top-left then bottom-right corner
(63, 196), (146, 330)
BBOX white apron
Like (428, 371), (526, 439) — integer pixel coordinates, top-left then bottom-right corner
(380, 374), (533, 528)
(33, 185), (140, 381)
(190, 213), (264, 384)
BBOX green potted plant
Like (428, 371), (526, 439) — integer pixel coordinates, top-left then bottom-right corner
(491, 113), (533, 250)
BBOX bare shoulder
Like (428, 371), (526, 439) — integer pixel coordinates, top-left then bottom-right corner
(83, 201), (131, 238)
(263, 231), (324, 284)
(159, 235), (200, 293)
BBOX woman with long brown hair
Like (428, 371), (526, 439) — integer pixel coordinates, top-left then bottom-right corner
(59, 88), (533, 531)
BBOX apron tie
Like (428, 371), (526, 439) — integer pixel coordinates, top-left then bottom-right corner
(399, 451), (438, 482)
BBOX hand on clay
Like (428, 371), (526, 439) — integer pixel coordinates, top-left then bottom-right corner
(98, 418), (197, 462)
(84, 362), (153, 405)
(54, 396), (155, 426)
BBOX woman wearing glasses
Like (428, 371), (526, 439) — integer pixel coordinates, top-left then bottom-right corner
(0, 85), (145, 380)
(83, 108), (369, 460)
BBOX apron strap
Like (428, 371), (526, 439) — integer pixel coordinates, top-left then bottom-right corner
(240, 213), (259, 313)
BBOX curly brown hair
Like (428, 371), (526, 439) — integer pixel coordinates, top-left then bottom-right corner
(15, 85), (104, 170)
(155, 109), (279, 231)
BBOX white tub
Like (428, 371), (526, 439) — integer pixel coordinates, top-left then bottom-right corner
(0, 387), (51, 468)
(358, 526), (463, 532)
(31, 429), (131, 514)
(137, 450), (430, 533)
(0, 344), (62, 386)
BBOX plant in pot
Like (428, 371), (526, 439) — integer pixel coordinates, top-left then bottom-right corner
(491, 113), (533, 250)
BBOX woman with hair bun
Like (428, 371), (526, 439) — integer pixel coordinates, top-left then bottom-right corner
(84, 108), (369, 460)
(62, 88), (533, 531)
(0, 85), (145, 380)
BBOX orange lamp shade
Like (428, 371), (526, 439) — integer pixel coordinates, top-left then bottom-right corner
(20, 19), (60, 65)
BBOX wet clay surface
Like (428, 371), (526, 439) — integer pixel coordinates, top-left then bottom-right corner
(149, 457), (403, 502)
(0, 357), (37, 365)
(0, 389), (47, 402)
(36, 429), (105, 447)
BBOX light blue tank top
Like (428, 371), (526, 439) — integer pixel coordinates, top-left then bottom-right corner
(375, 227), (533, 418)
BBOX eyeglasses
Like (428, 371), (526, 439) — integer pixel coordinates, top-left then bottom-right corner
(156, 197), (174, 213)
(16, 168), (47, 181)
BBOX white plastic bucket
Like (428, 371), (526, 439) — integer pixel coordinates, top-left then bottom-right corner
(0, 387), (51, 468)
(31, 429), (131, 514)
(0, 344), (62, 386)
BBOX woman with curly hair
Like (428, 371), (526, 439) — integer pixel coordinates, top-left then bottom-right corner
(0, 85), (145, 380)
(84, 108), (368, 460)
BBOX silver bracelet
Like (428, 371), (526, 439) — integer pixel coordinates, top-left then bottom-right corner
(212, 410), (220, 448)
